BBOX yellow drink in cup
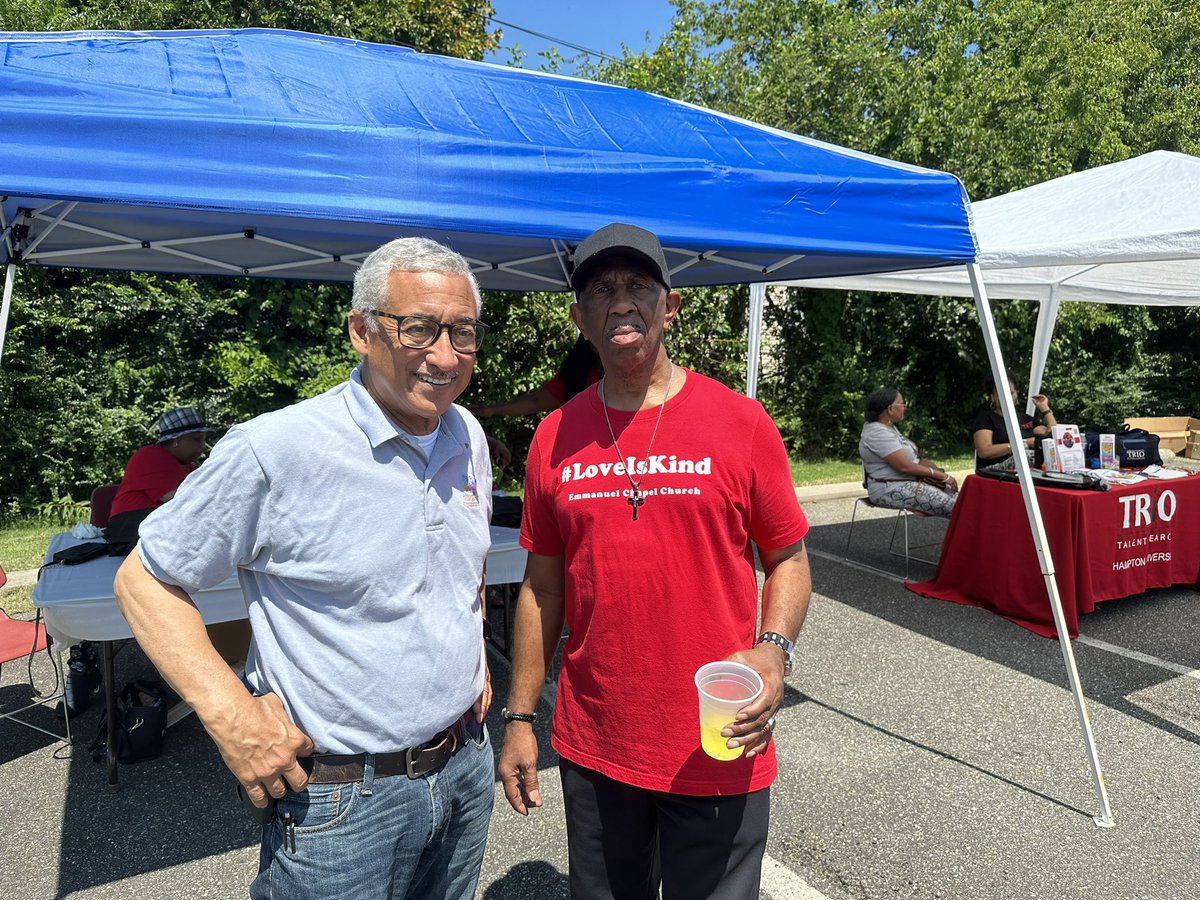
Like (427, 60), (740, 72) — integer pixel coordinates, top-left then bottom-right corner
(695, 661), (764, 761)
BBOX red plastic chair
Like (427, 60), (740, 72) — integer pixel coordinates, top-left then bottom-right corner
(89, 483), (121, 528)
(0, 601), (69, 742)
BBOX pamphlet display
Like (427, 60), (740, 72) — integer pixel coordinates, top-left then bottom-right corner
(1099, 434), (1117, 469)
(1042, 438), (1057, 472)
(1052, 424), (1086, 472)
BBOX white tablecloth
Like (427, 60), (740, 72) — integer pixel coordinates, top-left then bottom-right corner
(33, 526), (526, 645)
(484, 526), (527, 586)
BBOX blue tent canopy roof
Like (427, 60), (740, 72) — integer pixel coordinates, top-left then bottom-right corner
(0, 28), (976, 288)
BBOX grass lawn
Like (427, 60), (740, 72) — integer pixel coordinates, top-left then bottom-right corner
(0, 520), (62, 572)
(0, 584), (35, 617)
(1, 520), (62, 617)
(791, 453), (976, 486)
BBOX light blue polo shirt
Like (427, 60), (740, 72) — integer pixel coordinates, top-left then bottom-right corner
(137, 366), (492, 754)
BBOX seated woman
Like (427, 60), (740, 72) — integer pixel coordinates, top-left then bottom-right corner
(110, 406), (214, 518)
(859, 388), (957, 518)
(972, 376), (1056, 470)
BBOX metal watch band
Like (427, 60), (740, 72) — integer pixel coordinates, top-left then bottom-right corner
(756, 631), (794, 674)
(501, 707), (538, 724)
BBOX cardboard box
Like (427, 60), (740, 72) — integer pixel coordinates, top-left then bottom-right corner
(1123, 416), (1200, 454)
(1187, 438), (1200, 461)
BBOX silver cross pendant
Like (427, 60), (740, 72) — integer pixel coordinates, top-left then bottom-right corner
(628, 488), (645, 521)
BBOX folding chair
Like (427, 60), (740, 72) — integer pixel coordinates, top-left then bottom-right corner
(844, 472), (941, 580)
(0, 578), (70, 743)
(89, 482), (121, 528)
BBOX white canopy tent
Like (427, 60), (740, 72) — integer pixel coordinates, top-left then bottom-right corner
(755, 150), (1200, 831)
(771, 150), (1200, 412)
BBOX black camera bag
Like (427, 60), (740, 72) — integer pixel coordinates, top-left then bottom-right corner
(1083, 426), (1162, 468)
(89, 679), (168, 764)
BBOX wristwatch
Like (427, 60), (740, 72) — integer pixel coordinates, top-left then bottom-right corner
(501, 707), (538, 724)
(755, 632), (795, 675)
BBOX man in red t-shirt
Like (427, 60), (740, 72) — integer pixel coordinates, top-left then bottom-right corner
(498, 223), (812, 899)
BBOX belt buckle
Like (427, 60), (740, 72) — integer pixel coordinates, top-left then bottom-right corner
(404, 744), (423, 780)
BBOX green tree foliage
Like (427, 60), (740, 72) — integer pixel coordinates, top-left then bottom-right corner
(0, 1), (500, 58)
(5, 0), (1200, 513)
(0, 269), (360, 512)
(582, 0), (1200, 457)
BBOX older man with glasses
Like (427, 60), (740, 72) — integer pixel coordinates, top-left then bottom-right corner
(115, 237), (496, 900)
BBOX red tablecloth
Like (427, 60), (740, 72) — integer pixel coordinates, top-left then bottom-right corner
(907, 472), (1200, 638)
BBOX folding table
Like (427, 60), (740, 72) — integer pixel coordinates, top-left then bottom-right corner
(32, 526), (527, 787)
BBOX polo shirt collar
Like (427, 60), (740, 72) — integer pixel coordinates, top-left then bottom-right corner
(345, 364), (468, 452)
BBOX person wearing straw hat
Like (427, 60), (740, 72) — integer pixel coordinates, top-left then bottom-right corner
(56, 407), (217, 719)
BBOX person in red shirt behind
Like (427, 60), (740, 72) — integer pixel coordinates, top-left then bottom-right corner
(471, 334), (603, 420)
(110, 407), (215, 518)
(471, 335), (603, 473)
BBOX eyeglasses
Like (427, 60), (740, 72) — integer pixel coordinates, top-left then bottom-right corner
(891, 398), (910, 409)
(370, 312), (489, 353)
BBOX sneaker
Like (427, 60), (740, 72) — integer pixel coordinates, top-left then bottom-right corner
(56, 642), (103, 719)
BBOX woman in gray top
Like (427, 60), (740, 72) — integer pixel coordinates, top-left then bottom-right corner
(858, 388), (957, 517)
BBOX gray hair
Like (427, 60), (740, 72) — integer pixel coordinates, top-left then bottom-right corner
(352, 237), (482, 332)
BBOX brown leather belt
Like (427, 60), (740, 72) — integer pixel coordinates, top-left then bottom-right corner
(300, 713), (475, 783)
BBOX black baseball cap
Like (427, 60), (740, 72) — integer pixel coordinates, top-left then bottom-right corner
(569, 223), (671, 293)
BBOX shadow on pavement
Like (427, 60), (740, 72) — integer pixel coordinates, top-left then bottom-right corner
(805, 514), (1200, 748)
(781, 683), (1089, 817)
(0, 683), (71, 766)
(52, 642), (256, 898)
(483, 860), (570, 898)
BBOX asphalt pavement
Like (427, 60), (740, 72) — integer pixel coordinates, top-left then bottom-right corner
(3, 486), (1199, 899)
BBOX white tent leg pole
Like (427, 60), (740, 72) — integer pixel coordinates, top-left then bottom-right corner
(0, 263), (16, 367)
(968, 264), (1114, 828)
(1026, 287), (1061, 415)
(746, 282), (765, 399)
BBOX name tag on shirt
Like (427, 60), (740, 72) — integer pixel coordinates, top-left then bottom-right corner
(463, 474), (481, 508)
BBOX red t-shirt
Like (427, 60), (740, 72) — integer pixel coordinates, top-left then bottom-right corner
(110, 443), (197, 517)
(521, 370), (808, 795)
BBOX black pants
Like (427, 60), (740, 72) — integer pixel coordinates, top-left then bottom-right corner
(559, 758), (770, 900)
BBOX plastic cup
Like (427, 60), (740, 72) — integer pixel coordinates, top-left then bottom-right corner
(695, 661), (763, 761)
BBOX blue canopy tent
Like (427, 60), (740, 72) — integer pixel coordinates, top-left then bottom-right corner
(0, 28), (1111, 825)
(0, 29), (973, 350)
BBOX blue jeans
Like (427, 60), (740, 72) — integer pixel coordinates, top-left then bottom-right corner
(250, 726), (494, 900)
